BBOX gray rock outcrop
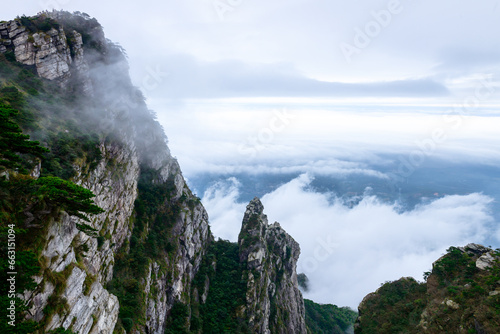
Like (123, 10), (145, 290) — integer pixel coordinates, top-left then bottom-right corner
(476, 252), (495, 270)
(238, 198), (307, 334)
(0, 14), (92, 91)
(24, 140), (140, 333)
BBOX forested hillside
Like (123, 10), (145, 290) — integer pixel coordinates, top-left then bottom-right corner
(355, 244), (500, 333)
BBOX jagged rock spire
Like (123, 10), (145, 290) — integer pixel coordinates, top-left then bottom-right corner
(238, 197), (307, 334)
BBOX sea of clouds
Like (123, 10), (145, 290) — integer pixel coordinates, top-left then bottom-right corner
(201, 173), (497, 309)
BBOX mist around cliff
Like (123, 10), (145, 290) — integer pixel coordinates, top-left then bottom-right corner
(6, 11), (174, 171)
(152, 94), (500, 310)
(198, 173), (497, 309)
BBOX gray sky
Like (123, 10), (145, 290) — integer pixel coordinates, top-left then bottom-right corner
(4, 0), (500, 99)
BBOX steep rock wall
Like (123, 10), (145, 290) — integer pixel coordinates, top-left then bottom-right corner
(0, 14), (92, 92)
(238, 198), (307, 334)
(36, 140), (139, 333)
(143, 197), (211, 334)
(2, 11), (212, 334)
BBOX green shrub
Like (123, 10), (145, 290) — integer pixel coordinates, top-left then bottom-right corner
(19, 15), (60, 33)
(192, 239), (249, 333)
(41, 131), (102, 180)
(97, 235), (105, 249)
(433, 247), (473, 285)
(4, 51), (16, 62)
(121, 318), (133, 332)
(355, 278), (426, 333)
(165, 302), (190, 334)
(304, 299), (357, 334)
(297, 273), (309, 291)
(83, 273), (96, 295)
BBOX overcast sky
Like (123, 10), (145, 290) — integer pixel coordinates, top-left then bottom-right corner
(4, 0), (500, 309)
(3, 0), (500, 100)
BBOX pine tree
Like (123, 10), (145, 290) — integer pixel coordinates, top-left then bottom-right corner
(0, 104), (48, 173)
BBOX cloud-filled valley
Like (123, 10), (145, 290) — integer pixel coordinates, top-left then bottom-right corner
(200, 173), (498, 309)
(168, 100), (500, 309)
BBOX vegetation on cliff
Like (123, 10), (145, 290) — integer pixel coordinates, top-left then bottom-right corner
(304, 299), (358, 334)
(0, 92), (101, 333)
(107, 168), (181, 333)
(0, 32), (108, 332)
(355, 245), (500, 333)
(1, 12), (210, 333)
(192, 239), (249, 334)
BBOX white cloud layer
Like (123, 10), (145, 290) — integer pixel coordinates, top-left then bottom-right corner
(202, 173), (498, 309)
(180, 159), (389, 179)
(157, 101), (500, 179)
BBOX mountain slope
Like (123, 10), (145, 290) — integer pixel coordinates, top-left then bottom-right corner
(0, 11), (314, 334)
(1, 10), (212, 334)
(355, 244), (500, 333)
(304, 299), (357, 334)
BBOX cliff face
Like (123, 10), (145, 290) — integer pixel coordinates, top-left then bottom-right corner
(0, 13), (92, 93)
(1, 11), (211, 334)
(238, 198), (307, 334)
(1, 11), (308, 334)
(183, 198), (307, 334)
(355, 244), (500, 334)
(27, 140), (139, 333)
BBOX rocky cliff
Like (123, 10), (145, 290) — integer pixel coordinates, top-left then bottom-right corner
(0, 12), (93, 93)
(1, 10), (211, 334)
(175, 198), (307, 334)
(355, 244), (500, 333)
(239, 198), (307, 334)
(0, 11), (308, 334)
